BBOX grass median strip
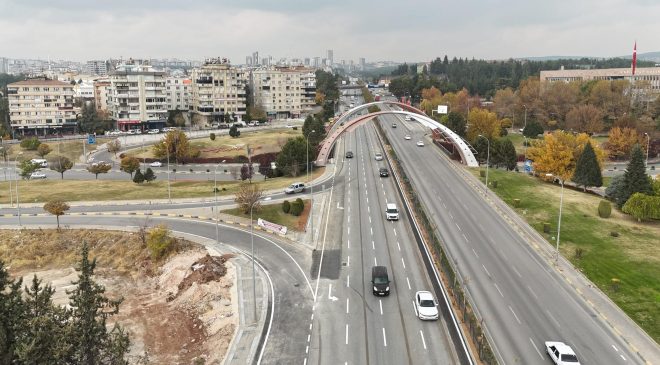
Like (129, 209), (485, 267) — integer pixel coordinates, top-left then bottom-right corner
(471, 168), (660, 341)
(221, 199), (310, 232)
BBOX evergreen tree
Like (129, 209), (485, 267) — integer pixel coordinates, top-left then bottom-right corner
(143, 168), (156, 183)
(617, 144), (653, 207)
(0, 261), (25, 364)
(500, 138), (518, 170)
(522, 120), (544, 138)
(445, 111), (466, 137)
(66, 242), (128, 365)
(572, 142), (603, 191)
(132, 168), (145, 184)
(229, 125), (240, 138)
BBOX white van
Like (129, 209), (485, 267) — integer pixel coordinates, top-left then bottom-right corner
(30, 158), (48, 168)
(386, 203), (399, 221)
(285, 182), (305, 194)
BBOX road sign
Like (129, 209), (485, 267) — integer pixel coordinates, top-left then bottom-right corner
(437, 105), (448, 114)
(524, 160), (532, 172)
(87, 134), (96, 144)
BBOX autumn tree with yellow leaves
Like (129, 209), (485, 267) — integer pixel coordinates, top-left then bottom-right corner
(606, 127), (646, 160)
(466, 108), (501, 143)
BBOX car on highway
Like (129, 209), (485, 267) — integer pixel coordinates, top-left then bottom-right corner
(29, 171), (47, 179)
(416, 140), (425, 147)
(374, 152), (383, 161)
(385, 203), (399, 220)
(545, 341), (581, 365)
(414, 291), (439, 320)
(345, 151), (354, 158)
(405, 115), (413, 121)
(284, 182), (305, 194)
(150, 161), (163, 167)
(404, 135), (411, 140)
(371, 266), (390, 296)
(391, 123), (397, 128)
(379, 167), (389, 177)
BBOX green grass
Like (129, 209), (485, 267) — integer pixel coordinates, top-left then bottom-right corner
(472, 168), (660, 341)
(221, 200), (309, 231)
(5, 138), (112, 163)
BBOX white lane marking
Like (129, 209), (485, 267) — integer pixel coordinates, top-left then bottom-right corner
(482, 264), (491, 277)
(527, 285), (539, 299)
(612, 345), (619, 352)
(370, 227), (373, 236)
(397, 241), (401, 251)
(406, 277), (411, 290)
(420, 330), (427, 350)
(382, 328), (387, 347)
(345, 324), (349, 345)
(307, 334), (311, 342)
(494, 283), (504, 297)
(512, 265), (522, 278)
(455, 222), (462, 231)
(348, 227), (350, 235)
(462, 233), (468, 242)
(347, 275), (350, 288)
(374, 257), (378, 266)
(368, 206), (370, 213)
(509, 306), (522, 324)
(304, 358), (308, 365)
(379, 299), (383, 315)
(401, 257), (406, 269)
(328, 284), (338, 301)
(472, 247), (479, 258)
(310, 323), (313, 330)
(369, 216), (371, 224)
(620, 354), (627, 361)
(393, 228), (397, 236)
(347, 256), (350, 267)
(530, 338), (544, 359)
(443, 202), (447, 209)
(346, 298), (350, 314)
(347, 239), (350, 249)
(372, 240), (375, 250)
(546, 309), (560, 328)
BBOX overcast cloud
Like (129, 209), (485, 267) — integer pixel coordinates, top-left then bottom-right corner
(1, 0), (658, 63)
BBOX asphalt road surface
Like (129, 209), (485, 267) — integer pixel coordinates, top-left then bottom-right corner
(377, 110), (643, 365)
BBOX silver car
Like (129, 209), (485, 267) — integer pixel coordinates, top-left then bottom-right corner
(375, 152), (383, 161)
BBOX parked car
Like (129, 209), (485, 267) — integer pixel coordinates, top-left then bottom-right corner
(379, 167), (389, 177)
(284, 182), (305, 194)
(545, 342), (581, 365)
(416, 140), (425, 147)
(150, 161), (163, 167)
(147, 129), (159, 134)
(375, 152), (383, 161)
(404, 135), (411, 140)
(345, 151), (354, 159)
(29, 171), (47, 179)
(414, 291), (439, 320)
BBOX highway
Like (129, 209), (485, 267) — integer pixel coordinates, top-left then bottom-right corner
(376, 110), (644, 364)
(307, 125), (459, 364)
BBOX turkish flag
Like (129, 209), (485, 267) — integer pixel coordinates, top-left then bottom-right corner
(632, 41), (637, 76)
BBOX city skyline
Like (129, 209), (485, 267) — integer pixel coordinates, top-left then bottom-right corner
(1, 0), (658, 63)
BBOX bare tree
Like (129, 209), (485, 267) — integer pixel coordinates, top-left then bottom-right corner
(107, 139), (121, 157)
(234, 183), (263, 214)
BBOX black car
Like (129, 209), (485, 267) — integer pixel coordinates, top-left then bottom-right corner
(345, 151), (354, 158)
(371, 266), (390, 296)
(391, 123), (397, 128)
(379, 167), (389, 177)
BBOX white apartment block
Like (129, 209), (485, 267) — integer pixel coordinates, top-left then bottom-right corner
(166, 77), (191, 111)
(74, 81), (95, 99)
(93, 78), (111, 113)
(191, 58), (248, 124)
(109, 62), (167, 131)
(85, 60), (108, 76)
(540, 67), (660, 92)
(7, 79), (80, 135)
(251, 66), (316, 119)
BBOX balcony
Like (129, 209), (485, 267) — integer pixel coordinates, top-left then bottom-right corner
(196, 78), (213, 84)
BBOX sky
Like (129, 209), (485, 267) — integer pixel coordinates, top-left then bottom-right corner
(1, 0), (658, 63)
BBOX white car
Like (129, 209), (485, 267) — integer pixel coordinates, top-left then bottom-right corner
(414, 291), (438, 320)
(405, 115), (413, 121)
(29, 171), (47, 179)
(147, 129), (159, 134)
(545, 341), (580, 364)
(404, 135), (411, 140)
(150, 161), (163, 167)
(284, 182), (305, 194)
(416, 140), (425, 147)
(374, 152), (383, 161)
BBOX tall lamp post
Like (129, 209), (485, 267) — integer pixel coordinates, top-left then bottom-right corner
(213, 160), (227, 246)
(306, 130), (316, 245)
(14, 152), (23, 226)
(165, 141), (171, 203)
(478, 135), (490, 188)
(250, 196), (271, 323)
(644, 132), (650, 167)
(555, 179), (565, 264)
(523, 104), (528, 131)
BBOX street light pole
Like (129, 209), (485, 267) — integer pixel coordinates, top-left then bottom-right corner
(250, 196), (271, 323)
(478, 135), (490, 188)
(214, 160), (226, 246)
(14, 152), (22, 226)
(523, 104), (528, 131)
(644, 133), (650, 167)
(306, 130), (316, 245)
(555, 180), (565, 264)
(165, 142), (171, 203)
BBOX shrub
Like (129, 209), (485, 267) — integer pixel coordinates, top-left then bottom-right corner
(210, 132), (216, 140)
(610, 231), (620, 237)
(543, 222), (551, 233)
(290, 200), (304, 216)
(479, 170), (486, 177)
(513, 198), (521, 207)
(282, 200), (291, 213)
(295, 198), (303, 207)
(622, 193), (660, 221)
(574, 247), (584, 259)
(597, 200), (612, 218)
(491, 180), (498, 188)
(147, 224), (177, 260)
(20, 136), (41, 150)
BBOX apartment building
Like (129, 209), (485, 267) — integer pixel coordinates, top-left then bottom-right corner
(190, 58), (248, 124)
(93, 78), (111, 113)
(7, 78), (79, 136)
(540, 66), (660, 92)
(109, 61), (167, 131)
(251, 66), (316, 119)
(166, 77), (191, 111)
(85, 60), (108, 76)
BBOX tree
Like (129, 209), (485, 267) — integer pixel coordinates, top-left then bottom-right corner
(622, 193), (660, 221)
(466, 108), (501, 143)
(43, 200), (70, 229)
(607, 127), (642, 160)
(209, 132), (216, 141)
(572, 142), (603, 191)
(143, 167), (156, 183)
(86, 162), (112, 179)
(49, 155), (74, 179)
(119, 156), (140, 178)
(66, 242), (129, 364)
(20, 136), (41, 150)
(276, 137), (307, 177)
(37, 143), (52, 158)
(0, 261), (25, 364)
(240, 163), (254, 183)
(106, 139), (121, 157)
(19, 160), (41, 179)
(152, 130), (193, 163)
(235, 182), (263, 214)
(132, 168), (145, 184)
(616, 144), (653, 207)
(493, 87), (518, 120)
(522, 120), (544, 138)
(565, 104), (605, 134)
(229, 125), (240, 138)
(499, 138), (517, 170)
(605, 175), (626, 202)
(147, 225), (177, 260)
(445, 111), (466, 138)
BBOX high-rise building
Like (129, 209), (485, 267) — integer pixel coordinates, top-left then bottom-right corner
(165, 77), (191, 111)
(252, 52), (259, 67)
(313, 57), (321, 67)
(191, 57), (248, 124)
(93, 78), (111, 114)
(109, 61), (167, 131)
(251, 66), (316, 119)
(0, 57), (8, 74)
(85, 60), (108, 76)
(246, 56), (252, 66)
(359, 58), (366, 69)
(327, 50), (334, 65)
(7, 78), (79, 136)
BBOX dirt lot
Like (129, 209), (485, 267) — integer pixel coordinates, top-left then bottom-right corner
(0, 228), (237, 364)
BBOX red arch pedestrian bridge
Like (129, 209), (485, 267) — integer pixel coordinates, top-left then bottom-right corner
(315, 101), (478, 167)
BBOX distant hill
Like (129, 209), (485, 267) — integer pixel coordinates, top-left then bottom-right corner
(521, 51), (660, 63)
